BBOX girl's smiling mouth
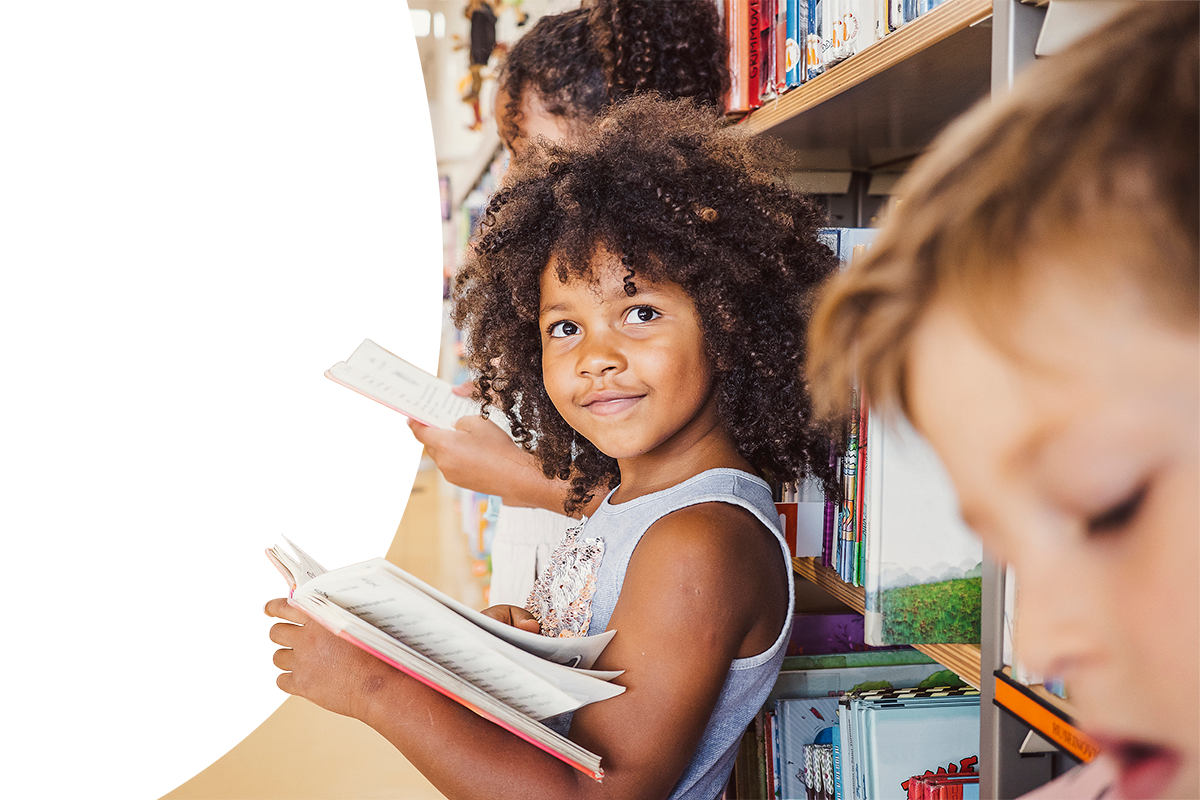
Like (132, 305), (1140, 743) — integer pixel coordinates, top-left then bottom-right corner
(580, 390), (644, 416)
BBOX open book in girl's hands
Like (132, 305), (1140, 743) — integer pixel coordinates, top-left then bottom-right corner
(325, 338), (511, 435)
(266, 537), (622, 780)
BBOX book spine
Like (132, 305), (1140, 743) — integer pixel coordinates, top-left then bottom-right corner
(838, 388), (859, 584)
(853, 395), (868, 586)
(786, 0), (807, 86)
(749, 0), (764, 109)
(806, 0), (825, 79)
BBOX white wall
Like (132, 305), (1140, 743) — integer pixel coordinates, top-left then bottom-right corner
(158, 95), (441, 248)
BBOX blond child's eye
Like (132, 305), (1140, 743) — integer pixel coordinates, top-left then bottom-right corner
(1086, 484), (1147, 537)
(624, 306), (660, 324)
(548, 320), (579, 338)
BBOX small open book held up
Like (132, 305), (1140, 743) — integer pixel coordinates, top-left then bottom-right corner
(325, 338), (511, 434)
(267, 538), (622, 780)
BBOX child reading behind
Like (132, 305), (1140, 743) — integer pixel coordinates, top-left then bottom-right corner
(806, 4), (1198, 798)
(409, 0), (730, 606)
(267, 95), (838, 799)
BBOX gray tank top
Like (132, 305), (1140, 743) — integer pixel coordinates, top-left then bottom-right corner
(543, 468), (794, 800)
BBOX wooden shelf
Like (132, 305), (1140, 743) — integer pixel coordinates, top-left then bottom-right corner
(994, 668), (1099, 762)
(792, 556), (982, 689)
(743, 0), (993, 170)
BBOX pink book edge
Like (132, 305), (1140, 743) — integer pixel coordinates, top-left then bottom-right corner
(288, 599), (605, 782)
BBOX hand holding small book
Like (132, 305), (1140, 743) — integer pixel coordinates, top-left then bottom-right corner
(266, 596), (387, 722)
(481, 604), (542, 635)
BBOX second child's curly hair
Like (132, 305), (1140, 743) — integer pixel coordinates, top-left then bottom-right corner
(497, 0), (728, 145)
(454, 95), (839, 514)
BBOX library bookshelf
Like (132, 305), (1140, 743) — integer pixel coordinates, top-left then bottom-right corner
(791, 557), (983, 690)
(732, 1), (1062, 795)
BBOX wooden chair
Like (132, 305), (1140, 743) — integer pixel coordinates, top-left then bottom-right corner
(225, 419), (319, 556)
(156, 434), (219, 585)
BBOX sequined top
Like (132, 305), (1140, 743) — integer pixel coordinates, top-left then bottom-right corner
(533, 468), (794, 800)
(524, 518), (603, 638)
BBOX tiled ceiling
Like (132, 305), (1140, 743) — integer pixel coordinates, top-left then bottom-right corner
(156, 0), (441, 100)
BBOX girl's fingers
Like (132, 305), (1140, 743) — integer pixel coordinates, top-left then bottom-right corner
(272, 647), (294, 671)
(269, 621), (303, 646)
(264, 597), (307, 624)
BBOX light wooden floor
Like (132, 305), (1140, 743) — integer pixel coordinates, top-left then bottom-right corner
(157, 470), (484, 800)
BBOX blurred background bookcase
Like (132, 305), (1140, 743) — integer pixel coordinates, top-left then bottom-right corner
(742, 1), (1098, 796)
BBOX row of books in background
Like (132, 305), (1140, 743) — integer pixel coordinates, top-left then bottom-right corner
(156, 250), (441, 291)
(772, 228), (982, 648)
(737, 609), (980, 798)
(725, 0), (951, 113)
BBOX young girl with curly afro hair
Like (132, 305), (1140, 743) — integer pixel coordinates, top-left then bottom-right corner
(409, 0), (733, 608)
(268, 95), (838, 800)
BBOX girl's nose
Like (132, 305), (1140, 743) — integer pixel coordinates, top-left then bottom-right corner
(577, 330), (626, 377)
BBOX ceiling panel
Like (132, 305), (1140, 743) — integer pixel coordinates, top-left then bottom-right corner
(157, 0), (441, 100)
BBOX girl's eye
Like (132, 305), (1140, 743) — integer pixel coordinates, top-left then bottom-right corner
(547, 320), (579, 339)
(624, 306), (660, 325)
(1086, 484), (1147, 537)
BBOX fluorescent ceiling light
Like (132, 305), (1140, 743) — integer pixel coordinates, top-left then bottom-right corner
(338, 7), (432, 36)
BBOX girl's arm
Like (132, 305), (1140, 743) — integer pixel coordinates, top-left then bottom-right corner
(266, 502), (786, 800)
(407, 415), (581, 515)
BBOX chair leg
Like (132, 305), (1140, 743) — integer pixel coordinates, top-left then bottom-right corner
(199, 510), (220, 585)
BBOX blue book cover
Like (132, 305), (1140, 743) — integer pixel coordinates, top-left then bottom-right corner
(785, 0), (807, 86)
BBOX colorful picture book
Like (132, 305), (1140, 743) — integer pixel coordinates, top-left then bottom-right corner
(266, 537), (622, 780)
(841, 686), (980, 800)
(861, 412), (982, 645)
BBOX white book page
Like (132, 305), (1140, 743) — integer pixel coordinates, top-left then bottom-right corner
(299, 567), (584, 719)
(274, 538), (615, 670)
(326, 338), (479, 430)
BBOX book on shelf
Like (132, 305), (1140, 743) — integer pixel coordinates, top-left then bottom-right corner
(267, 537), (624, 780)
(325, 338), (511, 435)
(840, 686), (980, 800)
(861, 411), (983, 646)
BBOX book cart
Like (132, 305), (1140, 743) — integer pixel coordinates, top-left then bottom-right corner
(735, 2), (1102, 797)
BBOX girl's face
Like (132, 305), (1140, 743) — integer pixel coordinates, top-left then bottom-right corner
(907, 265), (1199, 799)
(494, 87), (576, 162)
(537, 250), (722, 471)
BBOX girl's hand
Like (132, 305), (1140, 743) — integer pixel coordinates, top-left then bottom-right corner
(264, 598), (399, 722)
(481, 604), (542, 634)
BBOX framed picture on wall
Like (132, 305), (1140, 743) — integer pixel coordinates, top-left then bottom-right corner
(294, 154), (348, 196)
(357, 153), (434, 196)
(216, 139), (280, 191)
(156, 137), (205, 191)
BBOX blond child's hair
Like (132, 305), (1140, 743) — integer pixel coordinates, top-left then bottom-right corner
(806, 2), (1198, 422)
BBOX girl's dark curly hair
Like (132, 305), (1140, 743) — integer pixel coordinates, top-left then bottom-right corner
(454, 95), (840, 515)
(497, 0), (728, 147)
